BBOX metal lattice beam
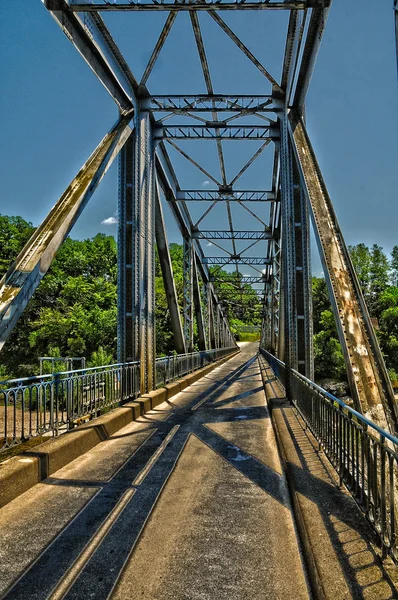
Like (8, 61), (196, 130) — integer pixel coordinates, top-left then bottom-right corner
(67, 1), (313, 11)
(177, 190), (275, 202)
(203, 257), (271, 265)
(157, 125), (278, 140)
(150, 95), (276, 113)
(193, 231), (271, 240)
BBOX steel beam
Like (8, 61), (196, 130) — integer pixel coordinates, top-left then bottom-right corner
(156, 125), (277, 140)
(292, 149), (313, 379)
(203, 257), (271, 265)
(118, 104), (156, 393)
(193, 254), (207, 350)
(395, 0), (398, 79)
(292, 1), (332, 112)
(280, 116), (297, 384)
(289, 108), (398, 434)
(183, 237), (194, 352)
(150, 95), (276, 112)
(43, 1), (136, 113)
(154, 190), (186, 354)
(177, 190), (275, 202)
(208, 289), (216, 349)
(0, 115), (132, 351)
(210, 276), (265, 284)
(193, 231), (271, 240)
(68, 1), (312, 11)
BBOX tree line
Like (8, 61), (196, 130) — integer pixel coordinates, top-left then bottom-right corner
(0, 215), (261, 380)
(2, 214), (397, 384)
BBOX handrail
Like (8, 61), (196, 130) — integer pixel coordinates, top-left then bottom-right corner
(259, 347), (398, 447)
(0, 349), (235, 387)
(1, 346), (237, 452)
(259, 346), (398, 562)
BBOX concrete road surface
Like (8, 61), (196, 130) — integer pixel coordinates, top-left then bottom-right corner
(0, 342), (310, 600)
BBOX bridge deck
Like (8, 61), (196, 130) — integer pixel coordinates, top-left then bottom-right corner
(0, 343), (310, 599)
(2, 343), (396, 599)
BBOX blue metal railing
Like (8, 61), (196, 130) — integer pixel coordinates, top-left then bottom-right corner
(1, 346), (237, 452)
(259, 347), (398, 562)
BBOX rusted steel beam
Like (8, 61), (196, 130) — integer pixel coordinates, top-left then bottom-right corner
(289, 108), (398, 435)
(0, 115), (133, 352)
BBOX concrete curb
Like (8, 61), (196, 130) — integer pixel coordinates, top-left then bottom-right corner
(0, 349), (239, 509)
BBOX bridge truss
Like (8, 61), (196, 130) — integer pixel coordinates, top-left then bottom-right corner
(1, 0), (398, 435)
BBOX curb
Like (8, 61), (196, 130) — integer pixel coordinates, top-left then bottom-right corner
(0, 349), (239, 509)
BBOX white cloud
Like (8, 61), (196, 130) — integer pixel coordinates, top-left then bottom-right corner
(202, 180), (211, 187)
(102, 216), (117, 225)
(206, 242), (213, 247)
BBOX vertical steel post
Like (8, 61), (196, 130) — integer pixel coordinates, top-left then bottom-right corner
(279, 116), (298, 389)
(118, 132), (137, 364)
(208, 286), (216, 349)
(183, 236), (194, 352)
(292, 158), (314, 379)
(193, 253), (207, 350)
(154, 190), (186, 354)
(118, 101), (156, 394)
(395, 0), (398, 79)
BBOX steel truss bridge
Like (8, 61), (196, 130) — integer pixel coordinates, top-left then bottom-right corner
(0, 0), (398, 588)
(0, 0), (397, 437)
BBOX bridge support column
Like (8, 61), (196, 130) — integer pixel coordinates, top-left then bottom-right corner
(193, 254), (207, 351)
(279, 114), (314, 387)
(208, 286), (216, 349)
(118, 103), (156, 394)
(292, 157), (313, 379)
(280, 116), (298, 385)
(154, 189), (186, 355)
(183, 237), (194, 352)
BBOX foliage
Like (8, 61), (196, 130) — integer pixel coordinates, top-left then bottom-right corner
(391, 246), (398, 287)
(349, 243), (390, 318)
(313, 243), (398, 383)
(0, 215), (261, 379)
(0, 215), (35, 277)
(237, 332), (260, 342)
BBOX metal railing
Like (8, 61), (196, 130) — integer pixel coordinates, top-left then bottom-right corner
(155, 347), (237, 388)
(259, 347), (398, 562)
(0, 346), (237, 452)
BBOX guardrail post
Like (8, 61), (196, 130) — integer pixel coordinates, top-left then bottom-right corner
(380, 434), (387, 558)
(53, 372), (60, 436)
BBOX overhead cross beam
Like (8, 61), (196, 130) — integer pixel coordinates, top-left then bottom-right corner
(193, 231), (271, 240)
(150, 95), (277, 113)
(178, 190), (275, 202)
(203, 257), (271, 265)
(210, 276), (265, 284)
(157, 125), (278, 140)
(67, 1), (313, 11)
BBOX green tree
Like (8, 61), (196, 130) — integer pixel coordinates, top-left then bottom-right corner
(314, 310), (346, 380)
(0, 215), (35, 278)
(391, 246), (398, 287)
(349, 243), (389, 318)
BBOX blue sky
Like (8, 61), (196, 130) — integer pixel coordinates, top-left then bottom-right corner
(0, 1), (397, 279)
